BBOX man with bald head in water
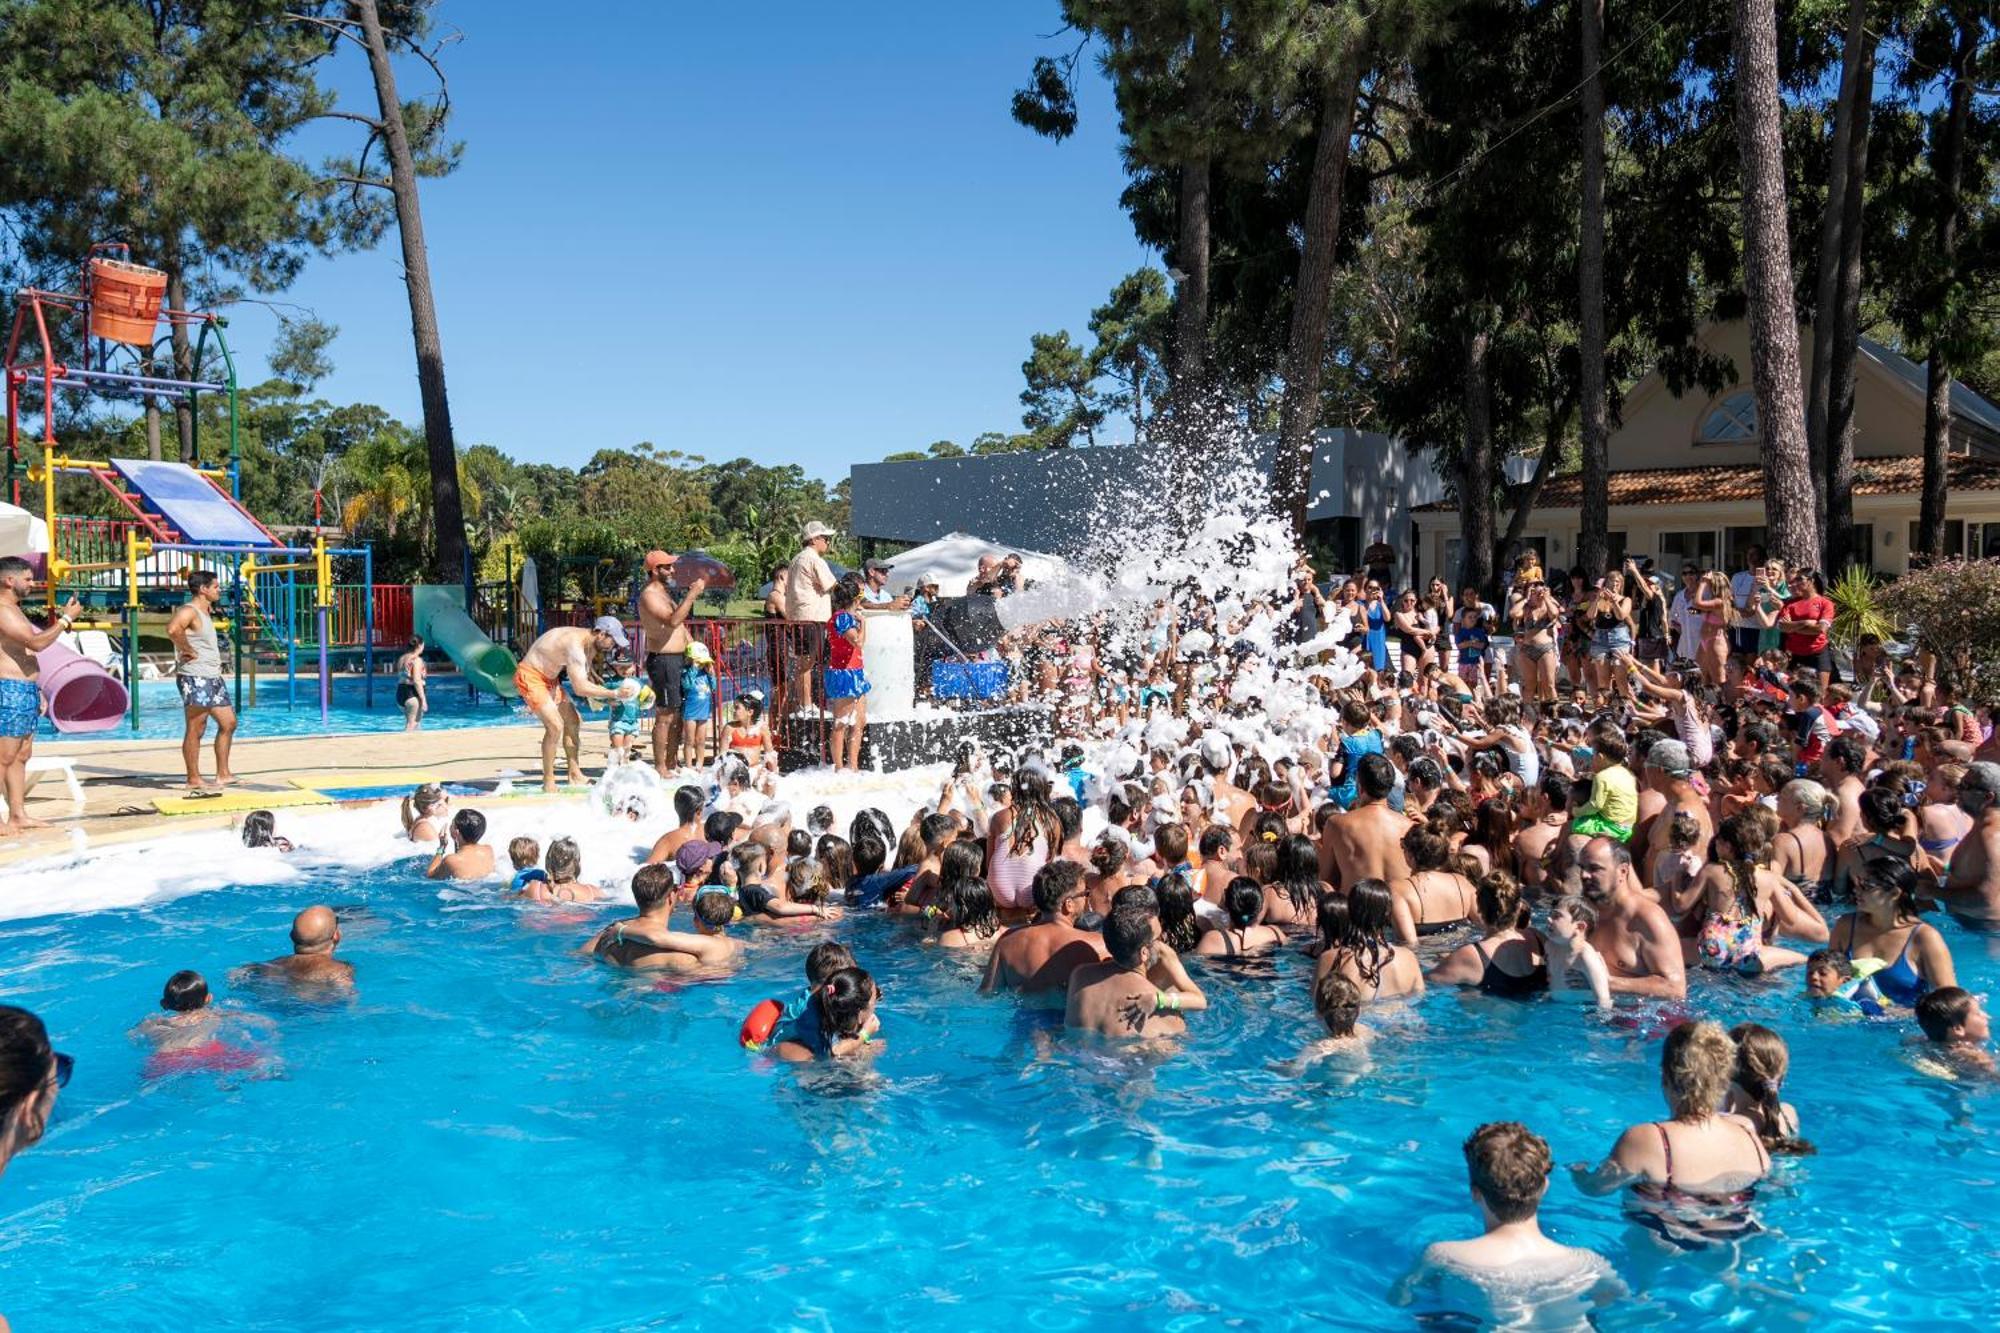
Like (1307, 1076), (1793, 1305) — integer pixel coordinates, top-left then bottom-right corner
(238, 906), (355, 990)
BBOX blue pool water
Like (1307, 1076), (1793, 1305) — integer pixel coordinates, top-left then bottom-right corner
(4, 853), (2000, 1328)
(43, 674), (524, 742)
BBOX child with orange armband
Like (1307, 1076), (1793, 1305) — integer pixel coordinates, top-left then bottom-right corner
(739, 941), (867, 1049)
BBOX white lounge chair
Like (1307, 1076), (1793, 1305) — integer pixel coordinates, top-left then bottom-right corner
(0, 755), (85, 821)
(59, 629), (124, 680)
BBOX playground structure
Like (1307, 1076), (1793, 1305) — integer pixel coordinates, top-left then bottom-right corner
(3, 244), (520, 729)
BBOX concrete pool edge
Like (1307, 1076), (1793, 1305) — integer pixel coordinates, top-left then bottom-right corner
(0, 722), (562, 869)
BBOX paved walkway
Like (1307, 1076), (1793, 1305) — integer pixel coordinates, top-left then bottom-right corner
(5, 722), (563, 863)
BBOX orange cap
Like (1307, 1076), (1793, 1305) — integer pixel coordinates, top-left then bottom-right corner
(644, 550), (674, 572)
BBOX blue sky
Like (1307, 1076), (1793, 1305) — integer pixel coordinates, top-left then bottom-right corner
(221, 0), (1149, 485)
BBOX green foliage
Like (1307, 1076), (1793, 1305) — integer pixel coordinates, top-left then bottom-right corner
(1021, 330), (1106, 447)
(1825, 563), (1894, 647)
(0, 0), (341, 292)
(1881, 558), (2000, 696)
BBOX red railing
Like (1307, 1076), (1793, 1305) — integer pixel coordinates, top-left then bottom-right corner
(372, 584), (413, 645)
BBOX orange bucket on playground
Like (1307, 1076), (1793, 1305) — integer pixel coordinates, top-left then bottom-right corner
(86, 258), (168, 345)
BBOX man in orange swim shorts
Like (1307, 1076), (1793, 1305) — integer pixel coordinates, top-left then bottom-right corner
(516, 618), (631, 792)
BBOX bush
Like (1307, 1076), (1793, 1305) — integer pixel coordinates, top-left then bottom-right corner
(1827, 564), (1894, 648)
(1881, 558), (2000, 698)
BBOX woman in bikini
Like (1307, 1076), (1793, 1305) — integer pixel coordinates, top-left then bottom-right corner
(1584, 572), (1635, 707)
(1507, 574), (1561, 705)
(723, 691), (770, 770)
(1390, 590), (1435, 676)
(1690, 569), (1732, 689)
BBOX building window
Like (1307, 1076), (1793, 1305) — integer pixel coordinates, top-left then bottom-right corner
(1907, 520), (1968, 558)
(1696, 391), (1757, 445)
(1656, 529), (1719, 575)
(1723, 525), (1767, 571)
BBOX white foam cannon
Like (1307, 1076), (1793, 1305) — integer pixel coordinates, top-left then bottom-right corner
(859, 609), (917, 722)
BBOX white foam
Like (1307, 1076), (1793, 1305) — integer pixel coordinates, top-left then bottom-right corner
(0, 763), (954, 925)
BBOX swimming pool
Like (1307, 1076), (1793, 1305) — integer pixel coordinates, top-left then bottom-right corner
(2, 800), (1998, 1327)
(43, 674), (524, 742)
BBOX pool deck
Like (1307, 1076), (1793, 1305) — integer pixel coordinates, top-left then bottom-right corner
(3, 721), (575, 865)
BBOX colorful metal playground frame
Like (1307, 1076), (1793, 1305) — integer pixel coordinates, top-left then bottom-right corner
(3, 244), (379, 727)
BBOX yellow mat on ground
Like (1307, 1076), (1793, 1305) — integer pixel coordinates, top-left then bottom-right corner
(283, 771), (442, 792)
(153, 788), (335, 817)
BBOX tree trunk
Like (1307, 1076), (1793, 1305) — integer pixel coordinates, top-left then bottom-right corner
(145, 399), (162, 461)
(1504, 392), (1572, 556)
(1804, 0), (1871, 530)
(166, 270), (195, 463)
(1458, 327), (1497, 599)
(352, 0), (467, 585)
(1576, 0), (1611, 579)
(1274, 35), (1368, 539)
(1732, 0), (1820, 569)
(1822, 21), (1876, 573)
(1916, 15), (1978, 561)
(1173, 154), (1212, 413)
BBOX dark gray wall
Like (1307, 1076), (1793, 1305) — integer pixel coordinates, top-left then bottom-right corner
(849, 430), (1441, 561)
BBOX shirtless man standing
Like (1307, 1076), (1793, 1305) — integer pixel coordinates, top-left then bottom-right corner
(237, 906), (355, 991)
(637, 551), (707, 778)
(1637, 739), (1711, 889)
(513, 618), (631, 792)
(981, 861), (1108, 1000)
(1938, 762), (2000, 925)
(0, 557), (80, 836)
(1319, 753), (1412, 889)
(1577, 838), (1686, 1000)
(1065, 906), (1208, 1039)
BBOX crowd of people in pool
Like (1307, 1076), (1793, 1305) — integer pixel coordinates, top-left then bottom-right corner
(5, 537), (2000, 1319)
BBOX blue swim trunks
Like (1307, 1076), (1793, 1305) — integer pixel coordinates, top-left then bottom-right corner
(0, 678), (39, 738)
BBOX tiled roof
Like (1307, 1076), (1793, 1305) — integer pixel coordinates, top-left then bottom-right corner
(1411, 455), (2000, 512)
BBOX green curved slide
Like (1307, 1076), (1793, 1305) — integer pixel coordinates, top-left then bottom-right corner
(411, 585), (519, 699)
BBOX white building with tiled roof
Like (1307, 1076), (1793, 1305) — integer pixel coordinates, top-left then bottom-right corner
(1410, 321), (2000, 580)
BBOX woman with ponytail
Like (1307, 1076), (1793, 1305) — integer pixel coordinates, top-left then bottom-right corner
(1428, 870), (1548, 997)
(1686, 814), (1809, 974)
(400, 782), (449, 842)
(1724, 1023), (1812, 1155)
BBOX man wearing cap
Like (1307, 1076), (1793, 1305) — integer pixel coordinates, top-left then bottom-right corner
(514, 618), (634, 793)
(638, 550), (708, 778)
(1635, 737), (1711, 889)
(784, 522), (839, 707)
(860, 558), (910, 610)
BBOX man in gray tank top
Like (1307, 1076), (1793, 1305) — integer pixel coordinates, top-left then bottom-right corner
(167, 570), (236, 794)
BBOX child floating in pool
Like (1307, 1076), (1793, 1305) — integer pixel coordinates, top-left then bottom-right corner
(241, 810), (294, 852)
(739, 941), (864, 1049)
(1392, 1122), (1620, 1322)
(680, 642), (717, 770)
(507, 836), (548, 896)
(133, 970), (270, 1078)
(774, 965), (884, 1062)
(1914, 987), (1995, 1078)
(1803, 948), (1885, 1017)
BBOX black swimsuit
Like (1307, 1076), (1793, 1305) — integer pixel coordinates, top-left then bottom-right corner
(1473, 934), (1550, 998)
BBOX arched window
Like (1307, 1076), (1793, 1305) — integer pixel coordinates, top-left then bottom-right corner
(1697, 390), (1758, 445)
